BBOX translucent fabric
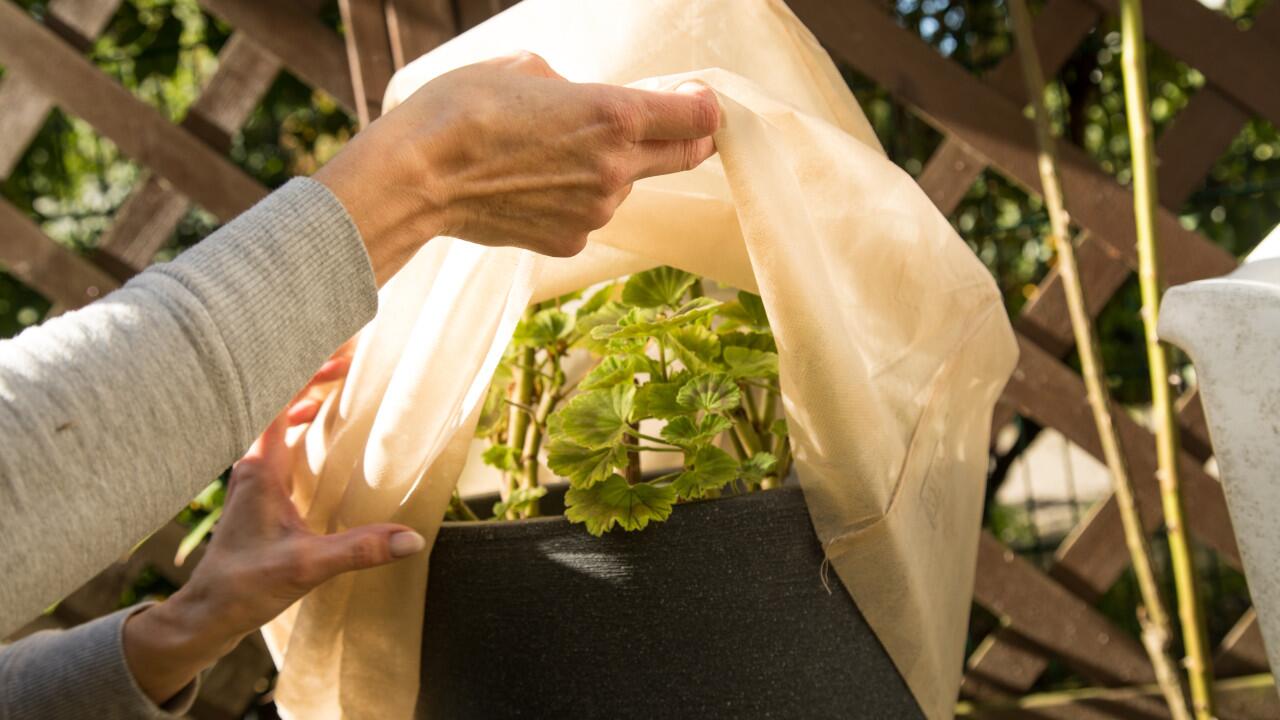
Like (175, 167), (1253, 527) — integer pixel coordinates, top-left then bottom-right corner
(263, 1), (1018, 717)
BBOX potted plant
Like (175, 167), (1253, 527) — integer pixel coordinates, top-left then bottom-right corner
(418, 268), (924, 718)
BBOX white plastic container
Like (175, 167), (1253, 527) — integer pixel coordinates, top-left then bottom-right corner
(1159, 225), (1280, 676)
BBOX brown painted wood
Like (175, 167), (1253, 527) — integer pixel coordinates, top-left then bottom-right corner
(386, 0), (456, 69)
(968, 335), (1242, 694)
(339, 0), (398, 127)
(788, 0), (1235, 292)
(959, 674), (1279, 719)
(95, 33), (287, 271)
(1086, 0), (1280, 129)
(0, 0), (124, 178)
(917, 0), (1100, 214)
(0, 2), (266, 221)
(455, 0), (507, 32)
(971, 532), (1154, 687)
(0, 200), (119, 309)
(198, 0), (357, 113)
(1216, 610), (1272, 678)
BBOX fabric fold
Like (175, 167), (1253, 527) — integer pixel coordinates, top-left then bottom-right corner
(268, 2), (1017, 718)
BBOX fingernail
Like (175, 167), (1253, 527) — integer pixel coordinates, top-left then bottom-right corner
(389, 531), (426, 557)
(675, 80), (710, 96)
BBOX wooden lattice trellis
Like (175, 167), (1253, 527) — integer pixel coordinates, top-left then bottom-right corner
(0, 0), (1276, 716)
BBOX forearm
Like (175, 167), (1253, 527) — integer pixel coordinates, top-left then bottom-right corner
(0, 606), (200, 719)
(0, 178), (378, 636)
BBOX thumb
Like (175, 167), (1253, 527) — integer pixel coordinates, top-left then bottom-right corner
(303, 525), (426, 583)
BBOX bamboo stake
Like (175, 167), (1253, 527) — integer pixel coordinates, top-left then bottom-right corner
(1117, 2), (1216, 715)
(1006, 3), (1190, 717)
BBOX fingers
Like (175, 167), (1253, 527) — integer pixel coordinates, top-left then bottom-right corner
(631, 136), (717, 180)
(619, 82), (721, 141)
(491, 50), (563, 79)
(303, 525), (426, 584)
(285, 399), (323, 426)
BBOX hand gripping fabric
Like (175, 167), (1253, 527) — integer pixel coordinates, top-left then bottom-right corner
(263, 1), (1018, 717)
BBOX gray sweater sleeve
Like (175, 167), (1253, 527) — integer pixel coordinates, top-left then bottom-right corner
(0, 605), (198, 720)
(0, 177), (378, 635)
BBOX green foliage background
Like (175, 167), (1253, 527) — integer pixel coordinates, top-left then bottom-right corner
(1, 0), (1277, 697)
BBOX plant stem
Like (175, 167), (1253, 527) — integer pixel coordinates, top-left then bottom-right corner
(506, 310), (538, 518)
(625, 429), (680, 447)
(448, 490), (481, 522)
(731, 409), (762, 456)
(1117, 1), (1215, 714)
(761, 390), (778, 452)
(1008, 3), (1192, 717)
(518, 361), (562, 518)
(657, 337), (669, 381)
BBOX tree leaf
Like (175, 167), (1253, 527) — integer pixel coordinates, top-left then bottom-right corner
(555, 384), (635, 448)
(723, 346), (779, 379)
(492, 486), (548, 518)
(634, 379), (692, 420)
(660, 414), (733, 448)
(622, 266), (697, 308)
(565, 475), (677, 535)
(738, 451), (778, 488)
(671, 445), (739, 499)
(512, 308), (573, 347)
(677, 372), (741, 413)
(547, 438), (627, 489)
(668, 323), (721, 373)
(481, 444), (520, 473)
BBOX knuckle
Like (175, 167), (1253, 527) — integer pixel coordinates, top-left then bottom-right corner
(594, 157), (628, 194)
(350, 535), (388, 569)
(597, 98), (638, 143)
(690, 95), (719, 135)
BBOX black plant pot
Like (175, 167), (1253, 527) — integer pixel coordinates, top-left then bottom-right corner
(417, 485), (925, 719)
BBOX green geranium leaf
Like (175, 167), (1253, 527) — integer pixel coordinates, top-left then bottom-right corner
(672, 445), (739, 499)
(576, 283), (616, 318)
(720, 330), (777, 353)
(769, 418), (789, 439)
(580, 354), (644, 391)
(481, 444), (520, 473)
(717, 291), (770, 332)
(660, 414), (733, 448)
(634, 379), (692, 420)
(677, 372), (741, 413)
(475, 361), (513, 437)
(556, 384), (635, 448)
(492, 486), (548, 518)
(513, 308), (573, 347)
(547, 438), (627, 489)
(622, 266), (697, 308)
(668, 324), (721, 373)
(723, 346), (779, 379)
(739, 451), (778, 488)
(565, 475), (677, 535)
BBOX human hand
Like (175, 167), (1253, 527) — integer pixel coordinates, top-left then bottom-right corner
(122, 353), (423, 705)
(315, 51), (721, 284)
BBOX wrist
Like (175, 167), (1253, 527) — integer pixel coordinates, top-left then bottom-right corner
(123, 589), (241, 705)
(315, 124), (450, 285)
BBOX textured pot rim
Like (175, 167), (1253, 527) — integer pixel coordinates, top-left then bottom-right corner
(440, 483), (806, 533)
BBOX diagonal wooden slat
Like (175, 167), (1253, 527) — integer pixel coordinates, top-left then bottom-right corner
(0, 199), (118, 309)
(915, 0), (1100, 212)
(197, 0), (357, 114)
(97, 0), (335, 273)
(0, 1), (266, 222)
(971, 532), (1153, 689)
(962, 334), (1242, 698)
(1084, 0), (1280, 129)
(0, 0), (123, 178)
(965, 6), (1280, 694)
